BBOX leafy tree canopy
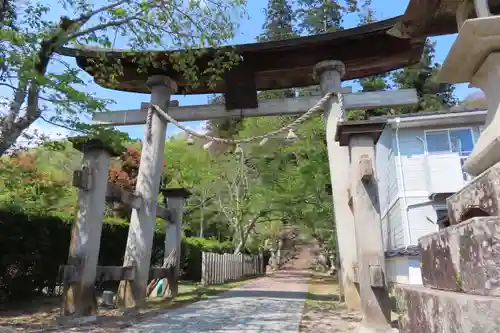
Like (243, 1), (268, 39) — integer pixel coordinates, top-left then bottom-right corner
(0, 0), (247, 155)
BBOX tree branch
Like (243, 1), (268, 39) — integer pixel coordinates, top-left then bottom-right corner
(183, 195), (216, 216)
(67, 17), (139, 41)
(39, 115), (87, 134)
(234, 209), (274, 254)
(76, 0), (129, 25)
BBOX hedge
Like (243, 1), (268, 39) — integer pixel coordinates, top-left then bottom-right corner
(0, 210), (232, 303)
(180, 237), (233, 282)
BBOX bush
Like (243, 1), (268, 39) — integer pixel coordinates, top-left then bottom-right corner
(180, 237), (233, 282)
(0, 210), (232, 303)
(0, 211), (70, 303)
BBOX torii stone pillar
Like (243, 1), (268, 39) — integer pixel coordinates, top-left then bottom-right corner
(314, 60), (361, 309)
(160, 188), (191, 298)
(116, 75), (177, 308)
(336, 120), (394, 333)
(62, 139), (118, 316)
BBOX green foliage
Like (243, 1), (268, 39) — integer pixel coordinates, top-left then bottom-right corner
(257, 0), (297, 42)
(0, 209), (233, 302)
(163, 137), (227, 239)
(0, 1), (462, 282)
(181, 237), (233, 281)
(258, 89), (296, 100)
(0, 151), (75, 214)
(350, 39), (457, 120)
(256, 0), (297, 112)
(0, 0), (247, 155)
(296, 0), (358, 34)
(349, 73), (390, 120)
(392, 39), (457, 113)
(0, 210), (70, 303)
(230, 115), (336, 252)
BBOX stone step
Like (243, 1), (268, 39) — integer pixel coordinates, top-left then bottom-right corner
(419, 216), (500, 296)
(447, 160), (500, 225)
(395, 284), (500, 333)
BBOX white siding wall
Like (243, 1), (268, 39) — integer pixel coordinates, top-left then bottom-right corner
(395, 128), (427, 194)
(376, 127), (402, 251)
(396, 125), (484, 196)
(386, 256), (423, 285)
(377, 123), (484, 250)
(393, 124), (483, 246)
(380, 200), (405, 250)
(376, 127), (398, 212)
(380, 121), (484, 286)
(406, 197), (440, 245)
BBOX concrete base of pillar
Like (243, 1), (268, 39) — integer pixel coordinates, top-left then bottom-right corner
(395, 284), (500, 333)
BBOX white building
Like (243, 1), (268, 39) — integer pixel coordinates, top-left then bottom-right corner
(373, 108), (486, 285)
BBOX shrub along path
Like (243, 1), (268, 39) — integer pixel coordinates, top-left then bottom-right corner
(1, 243), (359, 332)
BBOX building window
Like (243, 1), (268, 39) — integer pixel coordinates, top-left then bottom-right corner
(450, 129), (474, 156)
(426, 131), (450, 153)
(426, 128), (475, 181)
(425, 128), (474, 156)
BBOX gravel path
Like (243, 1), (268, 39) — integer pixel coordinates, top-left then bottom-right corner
(124, 271), (310, 333)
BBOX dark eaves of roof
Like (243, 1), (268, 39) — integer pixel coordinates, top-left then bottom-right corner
(368, 106), (487, 121)
(385, 245), (420, 258)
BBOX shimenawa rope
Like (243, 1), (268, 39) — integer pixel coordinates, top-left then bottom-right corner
(145, 91), (345, 145)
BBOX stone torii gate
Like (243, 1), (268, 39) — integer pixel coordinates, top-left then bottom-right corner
(63, 18), (423, 331)
(91, 61), (418, 330)
(93, 68), (417, 305)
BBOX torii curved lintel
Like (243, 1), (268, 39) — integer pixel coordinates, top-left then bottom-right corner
(59, 17), (424, 109)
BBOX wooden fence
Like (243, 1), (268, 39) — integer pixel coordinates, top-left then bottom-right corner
(201, 252), (265, 285)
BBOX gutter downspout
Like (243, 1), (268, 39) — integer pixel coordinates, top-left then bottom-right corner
(394, 117), (412, 247)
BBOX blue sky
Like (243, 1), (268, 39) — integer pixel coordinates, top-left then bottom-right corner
(31, 0), (480, 141)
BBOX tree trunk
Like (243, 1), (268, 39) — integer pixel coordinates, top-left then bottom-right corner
(233, 217), (257, 254)
(233, 211), (272, 254)
(0, 0), (8, 25)
(0, 18), (80, 156)
(0, 120), (33, 155)
(199, 209), (204, 237)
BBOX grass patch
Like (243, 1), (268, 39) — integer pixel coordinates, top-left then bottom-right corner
(304, 273), (341, 306)
(0, 279), (251, 329)
(145, 279), (250, 310)
(299, 272), (359, 333)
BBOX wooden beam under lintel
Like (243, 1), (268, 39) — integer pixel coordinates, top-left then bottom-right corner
(93, 89), (418, 126)
(149, 267), (175, 280)
(60, 265), (135, 283)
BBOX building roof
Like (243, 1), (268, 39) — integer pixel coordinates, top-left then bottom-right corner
(335, 119), (387, 146)
(369, 107), (487, 129)
(390, 0), (500, 38)
(385, 245), (420, 258)
(59, 17), (424, 109)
